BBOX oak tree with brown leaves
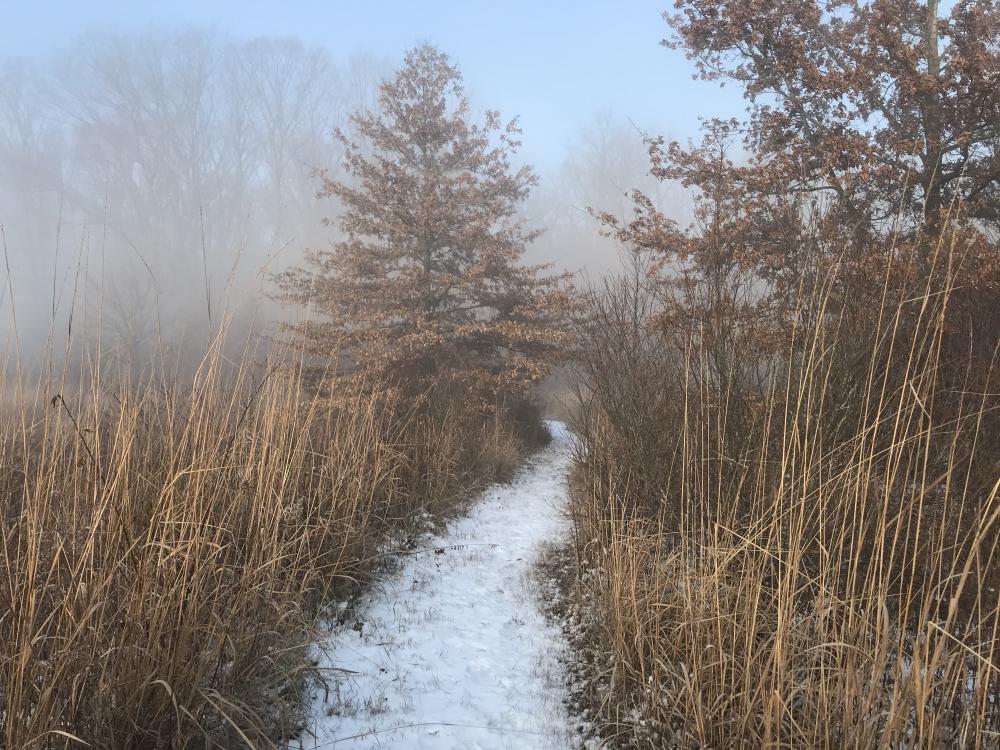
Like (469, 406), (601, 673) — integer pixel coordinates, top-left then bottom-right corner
(668, 0), (1000, 236)
(276, 45), (572, 400)
(608, 0), (1000, 272)
(602, 0), (1000, 380)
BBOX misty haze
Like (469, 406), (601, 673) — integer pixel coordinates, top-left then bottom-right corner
(1, 2), (998, 749)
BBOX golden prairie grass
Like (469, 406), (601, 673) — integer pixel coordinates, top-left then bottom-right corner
(0, 327), (530, 748)
(569, 238), (1000, 747)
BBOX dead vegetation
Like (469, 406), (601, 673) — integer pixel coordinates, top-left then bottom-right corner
(565, 234), (1000, 748)
(0, 330), (544, 749)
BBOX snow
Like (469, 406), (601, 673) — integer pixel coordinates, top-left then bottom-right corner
(292, 420), (581, 750)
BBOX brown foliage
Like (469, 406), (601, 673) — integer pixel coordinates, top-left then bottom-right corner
(667, 0), (1000, 233)
(568, 238), (1000, 748)
(0, 339), (533, 749)
(596, 0), (1000, 455)
(275, 44), (574, 403)
(563, 3), (1000, 745)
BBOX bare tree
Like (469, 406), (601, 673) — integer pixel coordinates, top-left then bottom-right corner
(0, 28), (390, 366)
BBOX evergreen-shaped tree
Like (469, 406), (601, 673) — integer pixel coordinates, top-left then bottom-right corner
(276, 44), (571, 399)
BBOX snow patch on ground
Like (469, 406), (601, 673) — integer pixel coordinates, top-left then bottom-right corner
(292, 421), (581, 749)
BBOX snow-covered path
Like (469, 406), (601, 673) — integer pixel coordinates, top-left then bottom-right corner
(293, 421), (579, 750)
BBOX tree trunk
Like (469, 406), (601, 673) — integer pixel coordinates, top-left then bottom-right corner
(922, 0), (943, 224)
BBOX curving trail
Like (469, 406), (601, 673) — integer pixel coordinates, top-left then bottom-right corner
(292, 421), (580, 750)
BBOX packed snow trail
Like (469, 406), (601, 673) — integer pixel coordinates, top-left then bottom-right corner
(293, 421), (579, 749)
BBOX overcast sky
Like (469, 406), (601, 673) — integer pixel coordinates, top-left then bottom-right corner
(0, 0), (746, 167)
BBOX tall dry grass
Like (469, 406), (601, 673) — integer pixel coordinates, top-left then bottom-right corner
(0, 326), (534, 748)
(569, 237), (1000, 747)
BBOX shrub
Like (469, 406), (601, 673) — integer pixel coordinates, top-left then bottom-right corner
(567, 233), (1000, 748)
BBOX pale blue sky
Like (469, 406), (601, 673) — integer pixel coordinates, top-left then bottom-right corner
(0, 0), (745, 167)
